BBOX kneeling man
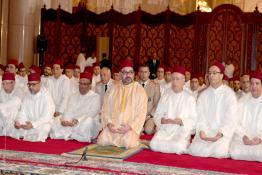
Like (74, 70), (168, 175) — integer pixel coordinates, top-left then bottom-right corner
(188, 61), (238, 158)
(50, 72), (101, 142)
(97, 59), (148, 148)
(230, 71), (262, 162)
(150, 66), (196, 154)
(9, 73), (55, 142)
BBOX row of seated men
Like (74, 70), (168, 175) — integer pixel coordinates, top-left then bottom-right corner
(0, 58), (261, 164)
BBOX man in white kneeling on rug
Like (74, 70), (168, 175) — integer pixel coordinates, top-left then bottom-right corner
(50, 72), (101, 142)
(150, 66), (197, 154)
(9, 73), (55, 142)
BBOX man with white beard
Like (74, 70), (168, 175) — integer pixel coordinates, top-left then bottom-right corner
(50, 72), (101, 142)
(0, 72), (21, 136)
(9, 73), (55, 142)
(150, 66), (196, 154)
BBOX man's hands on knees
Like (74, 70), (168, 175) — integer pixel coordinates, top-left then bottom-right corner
(107, 123), (131, 134)
(14, 121), (33, 130)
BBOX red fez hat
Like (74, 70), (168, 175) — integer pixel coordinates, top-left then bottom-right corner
(80, 72), (92, 80)
(158, 64), (165, 70)
(233, 76), (240, 81)
(112, 66), (119, 74)
(191, 73), (201, 79)
(212, 61), (225, 73)
(165, 67), (173, 73)
(186, 67), (192, 73)
(74, 65), (80, 69)
(0, 64), (4, 70)
(223, 74), (229, 81)
(18, 63), (25, 69)
(2, 72), (15, 81)
(65, 64), (74, 70)
(93, 62), (100, 67)
(30, 65), (41, 75)
(84, 66), (93, 74)
(250, 71), (262, 81)
(172, 66), (186, 75)
(119, 59), (133, 69)
(44, 63), (52, 68)
(28, 73), (41, 82)
(53, 59), (63, 67)
(7, 59), (18, 67)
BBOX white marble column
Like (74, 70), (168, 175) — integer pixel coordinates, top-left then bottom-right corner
(7, 0), (43, 67)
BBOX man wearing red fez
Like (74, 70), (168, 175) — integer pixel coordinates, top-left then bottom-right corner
(16, 63), (28, 92)
(239, 73), (251, 101)
(156, 65), (165, 95)
(9, 73), (55, 142)
(164, 67), (172, 90)
(50, 72), (101, 142)
(189, 62), (238, 158)
(150, 66), (196, 154)
(189, 74), (200, 100)
(230, 71), (262, 162)
(65, 63), (78, 94)
(112, 67), (121, 82)
(6, 59), (18, 74)
(91, 63), (101, 91)
(0, 72), (21, 136)
(73, 65), (81, 79)
(46, 59), (71, 118)
(95, 66), (114, 103)
(137, 64), (160, 135)
(97, 59), (148, 148)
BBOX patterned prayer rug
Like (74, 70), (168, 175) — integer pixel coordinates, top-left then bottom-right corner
(0, 149), (241, 175)
(62, 143), (146, 161)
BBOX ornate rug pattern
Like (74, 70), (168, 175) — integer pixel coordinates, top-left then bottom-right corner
(0, 149), (241, 175)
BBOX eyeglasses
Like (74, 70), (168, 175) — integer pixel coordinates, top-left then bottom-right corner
(27, 82), (40, 87)
(121, 71), (134, 75)
(208, 71), (221, 75)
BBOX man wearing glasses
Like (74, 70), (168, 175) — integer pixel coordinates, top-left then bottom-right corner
(9, 73), (55, 142)
(97, 59), (148, 148)
(189, 61), (238, 158)
(0, 72), (21, 136)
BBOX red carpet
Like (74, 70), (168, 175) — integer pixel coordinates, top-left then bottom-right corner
(0, 136), (87, 154)
(1, 136), (262, 175)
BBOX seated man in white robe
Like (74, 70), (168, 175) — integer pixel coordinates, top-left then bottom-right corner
(50, 72), (101, 142)
(188, 61), (238, 158)
(0, 72), (21, 135)
(230, 71), (262, 162)
(150, 66), (197, 154)
(9, 73), (55, 142)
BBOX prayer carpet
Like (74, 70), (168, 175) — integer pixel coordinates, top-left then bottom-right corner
(0, 136), (262, 175)
(62, 143), (145, 161)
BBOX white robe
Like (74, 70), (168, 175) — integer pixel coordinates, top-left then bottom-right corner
(50, 90), (101, 142)
(92, 74), (101, 91)
(150, 88), (196, 154)
(76, 53), (86, 73)
(157, 79), (166, 96)
(0, 89), (21, 135)
(46, 75), (72, 115)
(8, 87), (55, 142)
(69, 76), (79, 94)
(230, 95), (262, 162)
(188, 85), (238, 158)
(86, 56), (96, 67)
